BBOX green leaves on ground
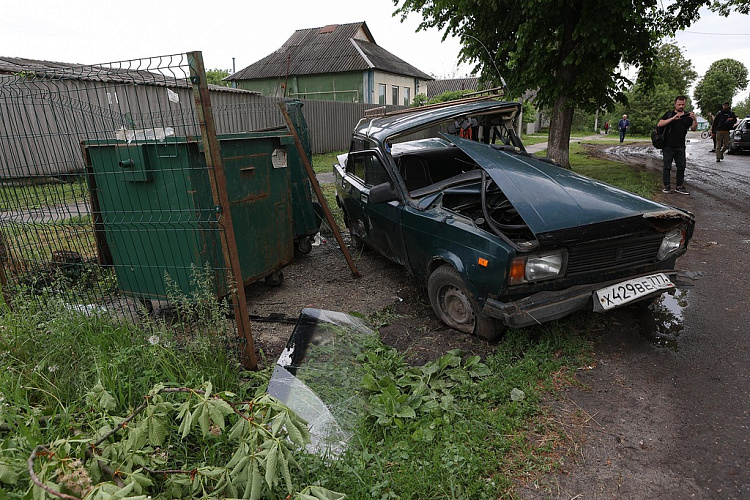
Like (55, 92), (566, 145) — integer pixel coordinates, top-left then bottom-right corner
(361, 349), (491, 430)
(17, 382), (341, 500)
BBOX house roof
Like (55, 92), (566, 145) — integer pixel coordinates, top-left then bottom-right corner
(427, 77), (485, 97)
(227, 22), (433, 81)
(0, 56), (257, 94)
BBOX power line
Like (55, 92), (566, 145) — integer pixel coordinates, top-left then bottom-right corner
(683, 30), (750, 36)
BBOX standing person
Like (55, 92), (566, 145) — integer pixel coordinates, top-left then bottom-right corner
(658, 95), (697, 195)
(713, 101), (737, 162)
(617, 114), (629, 142)
(708, 112), (716, 152)
(604, 121), (610, 134)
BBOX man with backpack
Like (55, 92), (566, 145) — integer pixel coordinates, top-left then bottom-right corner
(658, 95), (697, 195)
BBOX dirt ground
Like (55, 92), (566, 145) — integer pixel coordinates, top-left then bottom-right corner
(245, 233), (495, 368)
(244, 139), (750, 499)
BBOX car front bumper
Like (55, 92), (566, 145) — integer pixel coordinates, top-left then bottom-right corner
(482, 270), (683, 328)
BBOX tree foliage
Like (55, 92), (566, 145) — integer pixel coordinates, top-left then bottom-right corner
(734, 95), (750, 118)
(693, 58), (749, 115)
(393, 0), (744, 167)
(206, 68), (231, 87)
(17, 382), (344, 500)
(613, 43), (697, 134)
(648, 43), (698, 95)
(621, 83), (694, 135)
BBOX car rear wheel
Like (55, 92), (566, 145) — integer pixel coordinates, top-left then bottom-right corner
(348, 228), (364, 250)
(427, 265), (503, 340)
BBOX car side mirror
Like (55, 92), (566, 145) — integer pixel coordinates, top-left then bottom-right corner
(369, 182), (399, 204)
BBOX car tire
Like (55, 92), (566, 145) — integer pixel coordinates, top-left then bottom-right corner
(427, 265), (503, 340)
(349, 228), (364, 250)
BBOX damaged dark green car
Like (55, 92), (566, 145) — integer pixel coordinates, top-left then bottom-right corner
(334, 99), (695, 340)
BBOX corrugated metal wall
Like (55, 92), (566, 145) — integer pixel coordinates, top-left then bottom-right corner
(0, 75), (408, 180)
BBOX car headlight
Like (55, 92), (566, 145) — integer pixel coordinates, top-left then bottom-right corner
(509, 250), (567, 285)
(657, 227), (686, 260)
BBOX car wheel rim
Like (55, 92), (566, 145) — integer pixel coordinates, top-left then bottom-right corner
(439, 285), (476, 333)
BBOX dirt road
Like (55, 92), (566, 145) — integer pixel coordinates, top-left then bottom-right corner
(522, 134), (750, 499)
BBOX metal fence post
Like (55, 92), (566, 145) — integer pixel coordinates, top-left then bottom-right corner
(188, 51), (258, 370)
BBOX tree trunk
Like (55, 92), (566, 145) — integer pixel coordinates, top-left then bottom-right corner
(547, 95), (575, 169)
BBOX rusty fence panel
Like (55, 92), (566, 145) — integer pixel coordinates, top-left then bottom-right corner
(0, 52), (270, 369)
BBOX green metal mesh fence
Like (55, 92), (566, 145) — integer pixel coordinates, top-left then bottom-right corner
(0, 52), (309, 369)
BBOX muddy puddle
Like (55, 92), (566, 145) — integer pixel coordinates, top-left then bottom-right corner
(633, 288), (689, 350)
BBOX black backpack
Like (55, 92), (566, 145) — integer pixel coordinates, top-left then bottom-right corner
(651, 111), (676, 149)
(651, 127), (665, 149)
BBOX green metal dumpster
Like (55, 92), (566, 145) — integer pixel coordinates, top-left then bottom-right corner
(83, 130), (301, 301)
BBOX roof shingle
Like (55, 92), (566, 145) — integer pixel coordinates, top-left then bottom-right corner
(228, 22), (432, 81)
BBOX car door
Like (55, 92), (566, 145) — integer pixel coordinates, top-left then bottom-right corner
(741, 119), (750, 146)
(340, 150), (408, 265)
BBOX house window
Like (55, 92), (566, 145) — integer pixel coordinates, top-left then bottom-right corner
(392, 86), (399, 105)
(378, 84), (386, 105)
(403, 87), (410, 106)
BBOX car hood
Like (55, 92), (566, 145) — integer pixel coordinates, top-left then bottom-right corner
(444, 135), (675, 236)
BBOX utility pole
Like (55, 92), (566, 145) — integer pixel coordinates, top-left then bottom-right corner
(594, 108), (599, 133)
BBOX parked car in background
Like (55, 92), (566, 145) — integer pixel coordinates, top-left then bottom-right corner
(728, 115), (750, 153)
(334, 98), (695, 339)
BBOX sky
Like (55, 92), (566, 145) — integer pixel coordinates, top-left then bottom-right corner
(2, 1), (749, 106)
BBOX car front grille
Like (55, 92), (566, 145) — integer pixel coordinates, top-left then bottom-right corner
(566, 234), (664, 275)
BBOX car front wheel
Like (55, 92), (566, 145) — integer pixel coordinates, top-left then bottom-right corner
(427, 265), (503, 340)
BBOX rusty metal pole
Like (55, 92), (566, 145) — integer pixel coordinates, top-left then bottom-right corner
(188, 51), (258, 370)
(277, 102), (360, 278)
(0, 231), (12, 310)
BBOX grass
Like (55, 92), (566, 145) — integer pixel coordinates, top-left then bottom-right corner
(317, 182), (345, 232)
(0, 177), (87, 212)
(311, 150), (346, 174)
(530, 139), (661, 199)
(299, 318), (596, 498)
(520, 133), (550, 145)
(569, 143), (661, 198)
(0, 292), (598, 499)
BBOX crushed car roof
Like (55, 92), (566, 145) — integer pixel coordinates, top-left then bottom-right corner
(356, 99), (520, 142)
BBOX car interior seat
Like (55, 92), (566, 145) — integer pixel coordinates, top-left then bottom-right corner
(399, 156), (432, 192)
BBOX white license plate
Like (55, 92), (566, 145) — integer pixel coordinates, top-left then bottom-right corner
(595, 273), (674, 310)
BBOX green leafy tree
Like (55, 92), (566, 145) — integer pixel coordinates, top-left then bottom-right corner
(393, 0), (744, 167)
(649, 43), (698, 95)
(694, 59), (749, 116)
(734, 95), (750, 118)
(426, 89), (473, 104)
(411, 93), (429, 107)
(615, 43), (697, 134)
(206, 68), (231, 87)
(620, 83), (693, 135)
(522, 101), (536, 125)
